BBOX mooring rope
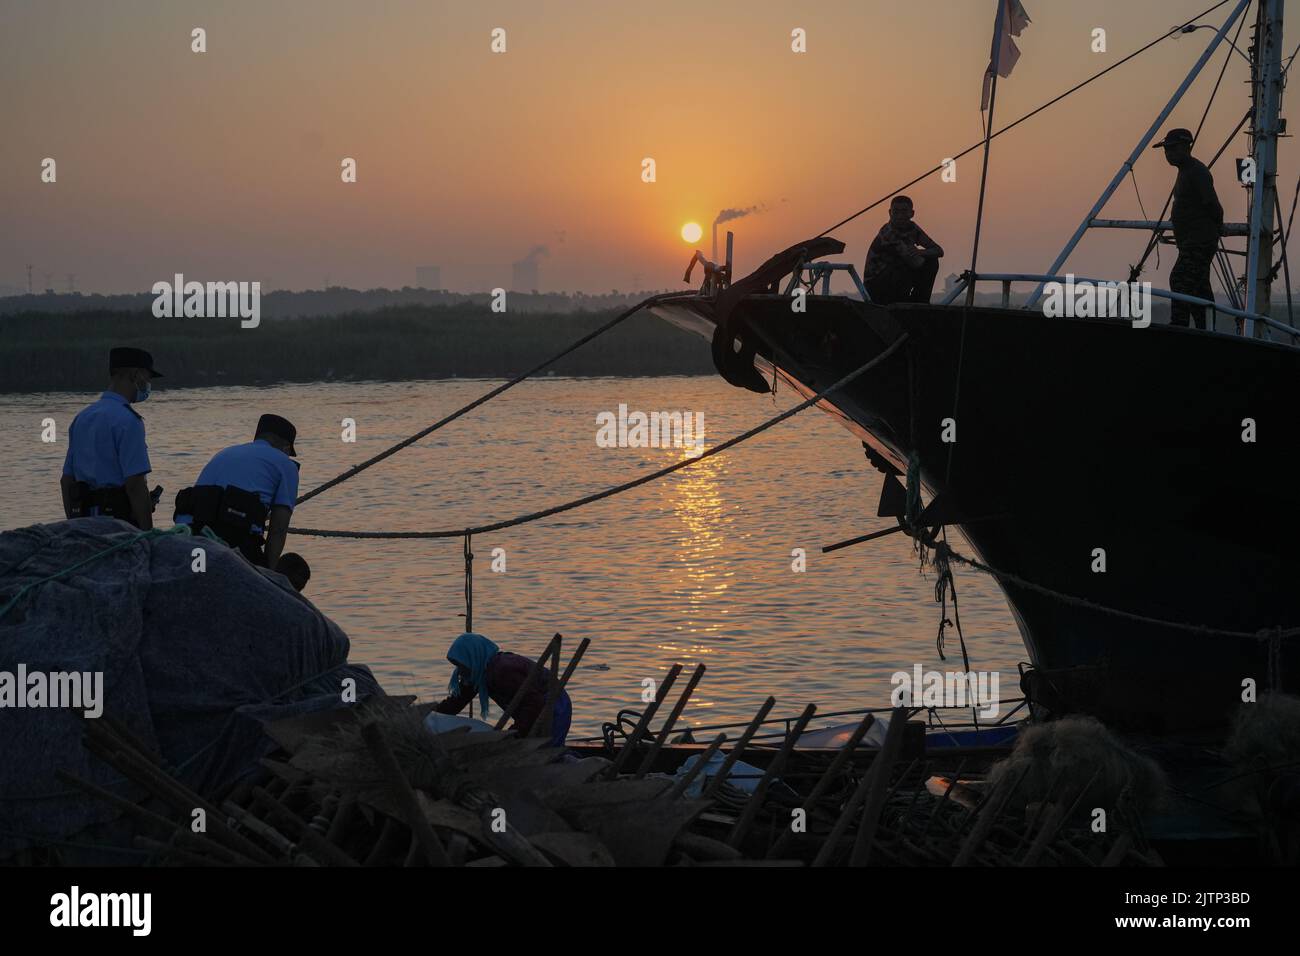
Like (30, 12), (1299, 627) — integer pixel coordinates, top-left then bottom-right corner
(932, 529), (972, 671)
(295, 290), (699, 506)
(925, 535), (1300, 644)
(463, 533), (473, 632)
(290, 334), (911, 541)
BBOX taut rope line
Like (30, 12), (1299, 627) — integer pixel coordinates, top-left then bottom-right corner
(295, 291), (698, 506)
(289, 334), (911, 540)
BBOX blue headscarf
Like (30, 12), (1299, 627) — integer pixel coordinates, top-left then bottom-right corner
(447, 632), (499, 715)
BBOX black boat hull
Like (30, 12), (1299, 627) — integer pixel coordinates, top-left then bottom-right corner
(654, 294), (1300, 732)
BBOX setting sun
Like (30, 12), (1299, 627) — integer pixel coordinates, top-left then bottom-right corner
(681, 222), (703, 244)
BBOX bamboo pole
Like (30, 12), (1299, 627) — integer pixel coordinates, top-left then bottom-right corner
(606, 663), (684, 778)
(768, 712), (876, 858)
(848, 708), (909, 865)
(494, 634), (562, 731)
(81, 730), (276, 864)
(703, 696), (777, 799)
(728, 704), (817, 849)
(249, 787), (362, 867)
(952, 762), (1032, 866)
(360, 722), (450, 866)
(1019, 803), (1065, 866)
(667, 733), (728, 799)
(55, 769), (256, 865)
(811, 757), (877, 867)
(634, 664), (706, 779)
(529, 634), (561, 741)
(558, 637), (592, 687)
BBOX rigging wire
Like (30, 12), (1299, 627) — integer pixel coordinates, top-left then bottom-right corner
(1214, 248), (1242, 310)
(1276, 192), (1295, 325)
(1284, 40), (1300, 78)
(817, 0), (1234, 239)
(1128, 167), (1159, 270)
(1129, 5), (1248, 282)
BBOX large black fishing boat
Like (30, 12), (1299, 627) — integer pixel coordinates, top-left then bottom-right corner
(649, 0), (1299, 733)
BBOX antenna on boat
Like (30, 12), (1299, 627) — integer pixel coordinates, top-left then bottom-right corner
(966, 0), (1009, 307)
(1243, 0), (1284, 336)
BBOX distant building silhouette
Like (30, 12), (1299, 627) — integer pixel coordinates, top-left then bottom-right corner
(416, 265), (441, 290)
(511, 258), (539, 292)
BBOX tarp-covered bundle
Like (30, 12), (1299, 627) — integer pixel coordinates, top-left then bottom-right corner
(0, 518), (382, 860)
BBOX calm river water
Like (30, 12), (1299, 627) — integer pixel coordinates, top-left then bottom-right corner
(2, 377), (1024, 734)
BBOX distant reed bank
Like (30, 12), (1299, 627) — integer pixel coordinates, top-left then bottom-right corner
(0, 304), (714, 391)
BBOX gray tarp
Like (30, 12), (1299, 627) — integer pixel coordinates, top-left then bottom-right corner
(0, 518), (382, 859)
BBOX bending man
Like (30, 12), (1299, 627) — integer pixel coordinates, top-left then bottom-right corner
(174, 413), (300, 571)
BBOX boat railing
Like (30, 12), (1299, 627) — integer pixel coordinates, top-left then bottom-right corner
(939, 271), (1300, 341)
(783, 261), (870, 301)
(766, 260), (1299, 342)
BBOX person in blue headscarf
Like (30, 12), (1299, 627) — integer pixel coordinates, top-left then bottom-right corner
(434, 632), (572, 747)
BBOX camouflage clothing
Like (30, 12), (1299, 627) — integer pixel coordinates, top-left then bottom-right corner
(863, 221), (942, 305)
(1169, 243), (1215, 330)
(1171, 158), (1223, 247)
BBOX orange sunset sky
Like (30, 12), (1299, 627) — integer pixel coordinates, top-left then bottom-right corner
(0, 0), (1292, 294)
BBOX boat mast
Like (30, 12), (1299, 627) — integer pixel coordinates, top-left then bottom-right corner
(1244, 0), (1284, 336)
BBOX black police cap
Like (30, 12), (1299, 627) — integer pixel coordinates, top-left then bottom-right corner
(255, 413), (298, 457)
(1152, 128), (1193, 149)
(109, 346), (162, 377)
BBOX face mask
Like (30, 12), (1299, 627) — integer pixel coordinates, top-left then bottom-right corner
(134, 380), (152, 403)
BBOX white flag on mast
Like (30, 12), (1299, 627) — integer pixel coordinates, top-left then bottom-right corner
(981, 0), (1031, 110)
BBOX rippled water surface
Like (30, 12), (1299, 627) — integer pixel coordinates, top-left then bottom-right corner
(2, 377), (1025, 734)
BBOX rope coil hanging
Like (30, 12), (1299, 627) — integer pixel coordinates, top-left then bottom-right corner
(463, 533), (473, 633)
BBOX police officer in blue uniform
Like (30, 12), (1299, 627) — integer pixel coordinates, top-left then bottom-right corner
(174, 414), (302, 572)
(60, 346), (162, 529)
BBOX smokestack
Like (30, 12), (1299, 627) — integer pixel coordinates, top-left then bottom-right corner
(712, 205), (765, 261)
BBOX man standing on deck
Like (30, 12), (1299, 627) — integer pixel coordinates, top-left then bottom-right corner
(1155, 128), (1224, 329)
(173, 414), (300, 572)
(60, 346), (162, 530)
(863, 196), (945, 305)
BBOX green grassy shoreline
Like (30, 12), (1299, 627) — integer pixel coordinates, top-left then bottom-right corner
(0, 304), (715, 392)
